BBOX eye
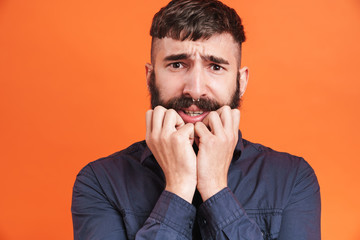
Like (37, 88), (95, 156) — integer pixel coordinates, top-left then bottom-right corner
(210, 64), (223, 71)
(170, 62), (183, 69)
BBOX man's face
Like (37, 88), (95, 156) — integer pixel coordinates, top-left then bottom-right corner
(146, 33), (248, 124)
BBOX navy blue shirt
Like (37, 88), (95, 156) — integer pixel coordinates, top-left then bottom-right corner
(72, 131), (320, 239)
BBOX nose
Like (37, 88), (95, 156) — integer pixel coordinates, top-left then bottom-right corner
(183, 65), (207, 100)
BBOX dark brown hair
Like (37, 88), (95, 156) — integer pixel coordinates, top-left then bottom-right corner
(150, 0), (246, 62)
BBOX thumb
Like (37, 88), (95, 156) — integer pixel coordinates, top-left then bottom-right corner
(194, 122), (211, 139)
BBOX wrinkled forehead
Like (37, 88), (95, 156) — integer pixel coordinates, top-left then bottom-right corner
(151, 33), (241, 66)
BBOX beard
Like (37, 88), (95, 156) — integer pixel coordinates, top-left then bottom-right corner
(148, 71), (241, 111)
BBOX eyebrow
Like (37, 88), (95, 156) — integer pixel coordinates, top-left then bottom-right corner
(202, 55), (229, 65)
(163, 53), (229, 65)
(163, 53), (191, 61)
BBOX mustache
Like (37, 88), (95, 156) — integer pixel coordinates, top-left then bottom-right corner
(160, 96), (221, 111)
(148, 70), (241, 110)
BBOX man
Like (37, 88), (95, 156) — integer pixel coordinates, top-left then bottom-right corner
(72, 0), (321, 239)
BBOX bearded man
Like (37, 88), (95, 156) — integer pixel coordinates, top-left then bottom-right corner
(72, 0), (321, 239)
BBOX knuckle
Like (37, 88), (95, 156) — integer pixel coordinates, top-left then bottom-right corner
(228, 132), (238, 145)
(228, 133), (235, 143)
(218, 136), (227, 145)
(171, 133), (183, 144)
(159, 134), (168, 142)
(223, 105), (231, 111)
(208, 136), (216, 145)
(166, 108), (177, 115)
(232, 109), (240, 118)
(186, 123), (195, 130)
(146, 109), (153, 116)
(208, 111), (218, 119)
(154, 105), (162, 111)
(154, 105), (166, 113)
(232, 108), (240, 114)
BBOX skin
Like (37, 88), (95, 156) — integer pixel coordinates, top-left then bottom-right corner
(145, 33), (249, 202)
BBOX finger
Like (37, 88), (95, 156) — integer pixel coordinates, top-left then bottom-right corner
(201, 111), (215, 129)
(175, 111), (185, 130)
(216, 106), (232, 131)
(163, 109), (185, 131)
(177, 123), (195, 143)
(231, 109), (240, 134)
(145, 110), (153, 138)
(151, 106), (167, 134)
(194, 122), (212, 140)
(202, 111), (224, 136)
(201, 112), (210, 128)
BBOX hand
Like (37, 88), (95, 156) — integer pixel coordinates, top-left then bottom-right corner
(146, 106), (197, 203)
(194, 106), (240, 201)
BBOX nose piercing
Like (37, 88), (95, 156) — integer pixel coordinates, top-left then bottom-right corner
(192, 98), (200, 102)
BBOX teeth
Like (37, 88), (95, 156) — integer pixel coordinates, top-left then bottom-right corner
(184, 111), (203, 116)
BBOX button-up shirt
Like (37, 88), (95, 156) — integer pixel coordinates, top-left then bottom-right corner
(72, 131), (320, 239)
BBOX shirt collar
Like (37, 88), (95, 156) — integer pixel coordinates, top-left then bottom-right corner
(140, 143), (153, 164)
(235, 129), (244, 153)
(140, 130), (244, 164)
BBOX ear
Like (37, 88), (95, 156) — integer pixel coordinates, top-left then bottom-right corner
(145, 63), (153, 88)
(239, 66), (249, 97)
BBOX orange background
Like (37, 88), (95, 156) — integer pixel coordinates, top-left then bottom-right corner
(1, 0), (360, 239)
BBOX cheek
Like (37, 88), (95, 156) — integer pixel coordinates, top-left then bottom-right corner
(207, 78), (236, 103)
(156, 75), (185, 100)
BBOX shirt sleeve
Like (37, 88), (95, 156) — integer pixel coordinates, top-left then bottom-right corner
(72, 164), (128, 239)
(278, 159), (321, 240)
(197, 187), (264, 239)
(71, 164), (196, 240)
(136, 191), (196, 239)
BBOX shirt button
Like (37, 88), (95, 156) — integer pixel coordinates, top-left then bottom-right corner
(203, 219), (207, 224)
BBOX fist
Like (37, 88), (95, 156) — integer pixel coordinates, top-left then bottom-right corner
(194, 106), (240, 201)
(145, 106), (197, 202)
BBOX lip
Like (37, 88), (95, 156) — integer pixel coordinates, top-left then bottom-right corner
(177, 109), (209, 124)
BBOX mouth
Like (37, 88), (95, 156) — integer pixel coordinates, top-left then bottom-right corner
(177, 106), (209, 124)
(183, 110), (204, 117)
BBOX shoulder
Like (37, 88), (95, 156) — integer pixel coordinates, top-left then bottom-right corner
(241, 138), (313, 173)
(239, 138), (319, 193)
(75, 140), (149, 184)
(237, 138), (320, 206)
(73, 140), (163, 207)
(94, 140), (148, 164)
(88, 140), (147, 171)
